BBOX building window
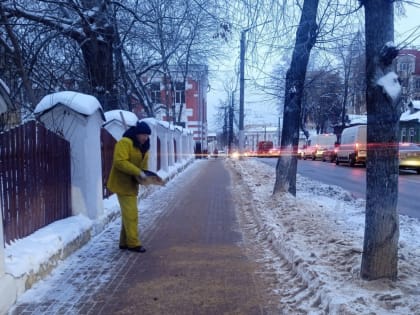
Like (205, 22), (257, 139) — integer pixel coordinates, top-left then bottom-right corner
(415, 79), (420, 90)
(399, 62), (413, 73)
(150, 82), (161, 103)
(174, 82), (185, 104)
(409, 128), (415, 143)
(401, 128), (407, 142)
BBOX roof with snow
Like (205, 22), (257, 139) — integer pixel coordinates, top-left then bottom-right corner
(347, 114), (367, 125)
(400, 100), (420, 122)
(410, 100), (420, 110)
(35, 91), (104, 120)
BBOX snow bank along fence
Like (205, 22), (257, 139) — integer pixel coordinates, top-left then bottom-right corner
(0, 99), (194, 247)
(0, 104), (195, 247)
(0, 92), (195, 314)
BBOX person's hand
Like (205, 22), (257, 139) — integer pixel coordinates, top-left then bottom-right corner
(139, 170), (147, 179)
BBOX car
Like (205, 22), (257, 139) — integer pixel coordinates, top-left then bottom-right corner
(297, 137), (307, 159)
(257, 140), (274, 157)
(268, 147), (281, 157)
(302, 134), (336, 160)
(322, 146), (338, 163)
(336, 125), (367, 166)
(399, 143), (420, 174)
(216, 150), (226, 158)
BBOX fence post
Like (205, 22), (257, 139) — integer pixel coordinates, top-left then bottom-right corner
(0, 215), (5, 275)
(160, 126), (169, 173)
(146, 120), (158, 173)
(0, 214), (15, 314)
(35, 92), (105, 220)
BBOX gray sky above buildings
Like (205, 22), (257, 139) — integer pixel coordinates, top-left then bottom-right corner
(206, 5), (420, 132)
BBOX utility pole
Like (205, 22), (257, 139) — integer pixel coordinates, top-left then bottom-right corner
(238, 30), (246, 156)
(229, 91), (234, 153)
(238, 21), (271, 156)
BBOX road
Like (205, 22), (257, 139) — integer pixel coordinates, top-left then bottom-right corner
(260, 158), (420, 219)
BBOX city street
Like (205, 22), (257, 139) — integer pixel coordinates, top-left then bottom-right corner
(260, 158), (420, 218)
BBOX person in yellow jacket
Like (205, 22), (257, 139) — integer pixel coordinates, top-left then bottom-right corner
(107, 121), (152, 253)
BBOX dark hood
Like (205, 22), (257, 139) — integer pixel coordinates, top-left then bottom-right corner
(123, 126), (150, 154)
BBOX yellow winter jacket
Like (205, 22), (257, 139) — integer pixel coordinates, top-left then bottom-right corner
(107, 137), (149, 196)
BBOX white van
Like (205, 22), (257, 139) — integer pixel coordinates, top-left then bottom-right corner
(302, 134), (337, 160)
(335, 124), (367, 166)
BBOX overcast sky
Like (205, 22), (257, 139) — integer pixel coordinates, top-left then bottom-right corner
(207, 4), (420, 133)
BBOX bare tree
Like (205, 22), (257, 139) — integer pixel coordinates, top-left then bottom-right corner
(0, 0), (230, 117)
(0, 4), (37, 107)
(1, 0), (118, 109)
(332, 30), (366, 140)
(273, 0), (319, 195)
(302, 70), (343, 134)
(360, 0), (401, 281)
(114, 0), (229, 120)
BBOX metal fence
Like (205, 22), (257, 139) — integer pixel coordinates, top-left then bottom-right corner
(0, 121), (71, 245)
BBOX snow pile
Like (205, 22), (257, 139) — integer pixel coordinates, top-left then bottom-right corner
(229, 158), (420, 315)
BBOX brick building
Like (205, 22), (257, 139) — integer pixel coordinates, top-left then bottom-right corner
(133, 64), (209, 152)
(395, 49), (420, 143)
(395, 48), (420, 104)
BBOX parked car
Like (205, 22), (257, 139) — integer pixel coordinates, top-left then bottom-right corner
(297, 138), (307, 159)
(336, 125), (367, 166)
(257, 140), (274, 157)
(399, 143), (420, 174)
(302, 134), (337, 160)
(268, 147), (281, 157)
(217, 150), (226, 157)
(322, 145), (338, 163)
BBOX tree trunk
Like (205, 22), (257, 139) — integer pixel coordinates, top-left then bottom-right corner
(273, 0), (319, 196)
(80, 37), (115, 111)
(361, 0), (400, 281)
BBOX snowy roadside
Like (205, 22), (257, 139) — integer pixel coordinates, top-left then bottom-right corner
(228, 158), (420, 315)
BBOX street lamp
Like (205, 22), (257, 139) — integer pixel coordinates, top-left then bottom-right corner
(238, 21), (271, 156)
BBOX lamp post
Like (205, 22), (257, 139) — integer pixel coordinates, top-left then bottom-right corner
(238, 21), (271, 156)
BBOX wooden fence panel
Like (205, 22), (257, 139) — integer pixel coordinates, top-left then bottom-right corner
(0, 121), (71, 246)
(101, 128), (116, 198)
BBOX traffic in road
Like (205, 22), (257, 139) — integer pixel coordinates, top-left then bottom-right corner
(260, 158), (420, 219)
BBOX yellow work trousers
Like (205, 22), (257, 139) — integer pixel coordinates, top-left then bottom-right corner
(117, 195), (141, 248)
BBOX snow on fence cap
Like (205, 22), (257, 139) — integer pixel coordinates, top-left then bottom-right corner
(104, 110), (138, 127)
(35, 91), (104, 119)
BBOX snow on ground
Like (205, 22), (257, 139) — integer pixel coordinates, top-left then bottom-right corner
(4, 157), (420, 315)
(5, 161), (202, 313)
(228, 158), (420, 315)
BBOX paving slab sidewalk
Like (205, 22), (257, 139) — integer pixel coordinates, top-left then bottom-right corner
(8, 159), (280, 315)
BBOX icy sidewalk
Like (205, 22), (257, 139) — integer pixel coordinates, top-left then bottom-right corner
(7, 158), (279, 315)
(3, 160), (195, 315)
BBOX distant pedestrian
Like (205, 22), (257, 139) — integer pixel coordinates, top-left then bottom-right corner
(107, 121), (152, 253)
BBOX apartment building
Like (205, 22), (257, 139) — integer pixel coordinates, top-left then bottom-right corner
(395, 48), (420, 103)
(133, 64), (209, 152)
